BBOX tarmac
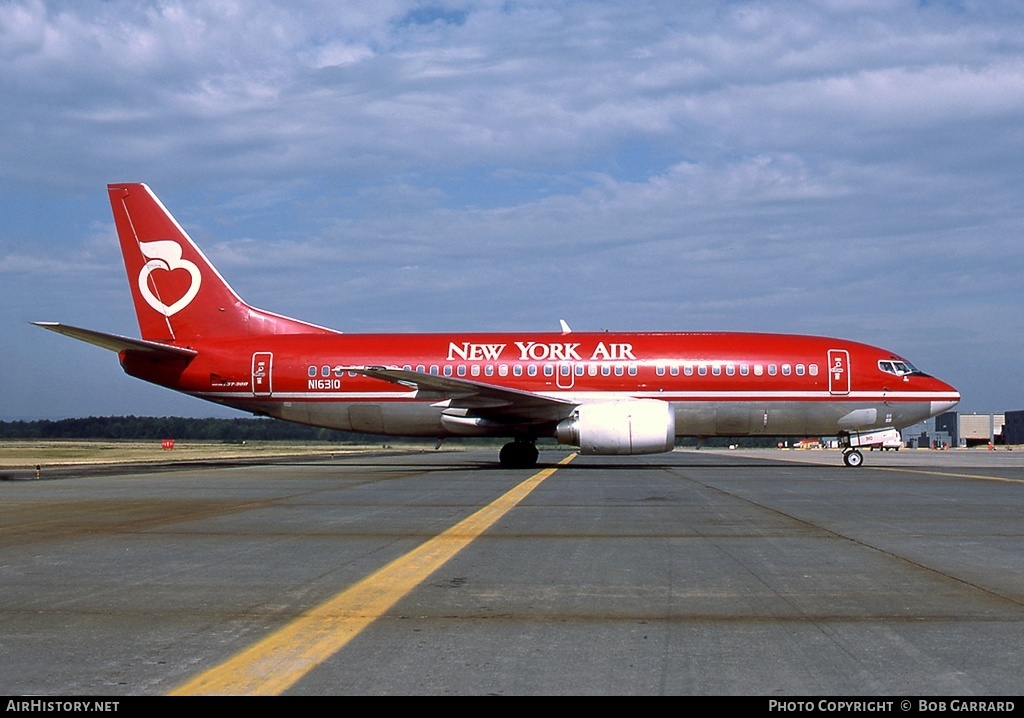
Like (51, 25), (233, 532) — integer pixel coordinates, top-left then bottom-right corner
(1, 447), (1022, 696)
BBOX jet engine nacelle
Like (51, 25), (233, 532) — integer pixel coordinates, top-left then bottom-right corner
(556, 399), (676, 455)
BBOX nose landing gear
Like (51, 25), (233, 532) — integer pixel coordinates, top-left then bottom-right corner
(842, 448), (864, 468)
(837, 428), (902, 467)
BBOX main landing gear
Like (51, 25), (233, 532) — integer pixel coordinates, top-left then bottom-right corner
(499, 439), (539, 468)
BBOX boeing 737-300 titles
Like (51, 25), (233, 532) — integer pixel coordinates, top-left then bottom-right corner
(36, 183), (960, 468)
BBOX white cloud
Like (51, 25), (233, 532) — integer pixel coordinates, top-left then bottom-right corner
(2, 0), (1023, 415)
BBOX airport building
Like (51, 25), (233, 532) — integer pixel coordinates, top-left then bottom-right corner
(1005, 410), (1024, 446)
(936, 411), (1010, 447)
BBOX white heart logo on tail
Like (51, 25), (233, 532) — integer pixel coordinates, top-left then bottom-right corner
(137, 240), (202, 316)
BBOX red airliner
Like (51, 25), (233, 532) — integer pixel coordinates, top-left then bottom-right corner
(36, 183), (960, 468)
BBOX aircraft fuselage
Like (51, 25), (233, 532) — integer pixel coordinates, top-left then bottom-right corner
(118, 330), (957, 440)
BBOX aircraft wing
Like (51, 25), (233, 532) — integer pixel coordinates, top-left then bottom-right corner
(33, 322), (198, 359)
(348, 365), (574, 423)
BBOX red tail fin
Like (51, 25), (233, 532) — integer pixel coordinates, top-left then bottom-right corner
(108, 183), (334, 343)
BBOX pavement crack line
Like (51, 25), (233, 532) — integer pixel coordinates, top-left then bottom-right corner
(661, 465), (1024, 675)
(667, 467), (1024, 613)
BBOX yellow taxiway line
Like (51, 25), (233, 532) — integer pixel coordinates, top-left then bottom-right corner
(170, 453), (577, 696)
(876, 466), (1024, 484)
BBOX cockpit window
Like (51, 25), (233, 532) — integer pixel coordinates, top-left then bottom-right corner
(878, 359), (918, 376)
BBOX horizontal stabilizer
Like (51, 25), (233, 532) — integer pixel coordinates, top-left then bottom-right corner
(32, 322), (197, 359)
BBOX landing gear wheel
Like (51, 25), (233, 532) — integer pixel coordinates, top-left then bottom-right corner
(843, 449), (864, 468)
(499, 440), (539, 468)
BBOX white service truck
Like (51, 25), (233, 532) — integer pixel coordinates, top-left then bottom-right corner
(851, 428), (903, 451)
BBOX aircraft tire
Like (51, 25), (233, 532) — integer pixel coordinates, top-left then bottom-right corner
(499, 440), (539, 469)
(843, 449), (864, 468)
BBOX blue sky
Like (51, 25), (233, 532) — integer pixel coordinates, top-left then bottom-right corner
(2, 0), (1022, 420)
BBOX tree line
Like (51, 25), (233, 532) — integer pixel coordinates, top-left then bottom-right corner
(0, 416), (362, 442)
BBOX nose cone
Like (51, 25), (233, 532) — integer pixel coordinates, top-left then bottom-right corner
(926, 375), (960, 418)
